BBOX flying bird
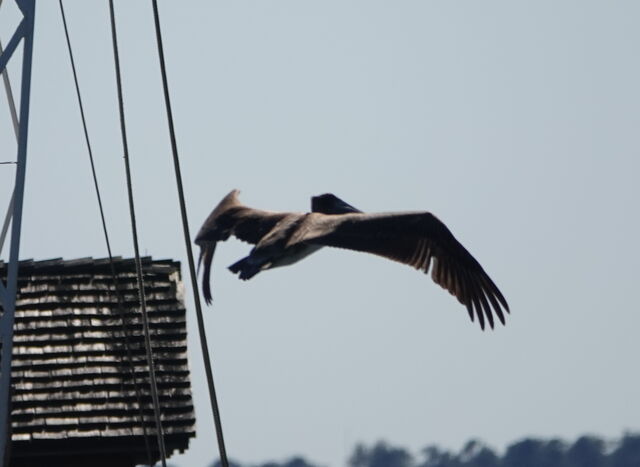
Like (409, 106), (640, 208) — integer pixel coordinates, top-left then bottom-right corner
(195, 190), (509, 330)
(195, 190), (361, 306)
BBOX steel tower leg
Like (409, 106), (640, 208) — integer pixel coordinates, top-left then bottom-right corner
(0, 1), (36, 465)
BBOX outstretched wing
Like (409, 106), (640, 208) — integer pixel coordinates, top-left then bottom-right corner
(305, 212), (509, 329)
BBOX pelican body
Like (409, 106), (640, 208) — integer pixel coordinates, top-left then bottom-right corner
(195, 190), (509, 330)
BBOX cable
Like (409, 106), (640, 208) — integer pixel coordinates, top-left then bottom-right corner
(148, 2), (230, 466)
(107, 2), (167, 466)
(57, 2), (154, 465)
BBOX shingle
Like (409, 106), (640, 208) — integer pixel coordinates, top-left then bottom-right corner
(2, 257), (195, 465)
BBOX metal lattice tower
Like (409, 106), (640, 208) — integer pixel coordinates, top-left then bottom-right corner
(0, 0), (35, 465)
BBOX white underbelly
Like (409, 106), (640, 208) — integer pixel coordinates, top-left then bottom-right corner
(270, 244), (323, 268)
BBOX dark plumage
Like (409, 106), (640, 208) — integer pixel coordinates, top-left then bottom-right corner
(195, 190), (509, 330)
(311, 193), (362, 215)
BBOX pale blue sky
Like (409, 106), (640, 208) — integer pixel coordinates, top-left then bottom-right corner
(1, 1), (639, 466)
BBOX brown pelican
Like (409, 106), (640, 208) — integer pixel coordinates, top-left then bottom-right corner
(195, 191), (359, 305)
(195, 190), (509, 330)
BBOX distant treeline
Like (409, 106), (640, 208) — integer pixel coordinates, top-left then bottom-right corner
(210, 432), (640, 467)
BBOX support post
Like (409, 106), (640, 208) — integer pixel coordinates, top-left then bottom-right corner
(0, 1), (36, 465)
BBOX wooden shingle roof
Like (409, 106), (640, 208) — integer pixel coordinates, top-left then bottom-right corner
(1, 257), (196, 467)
